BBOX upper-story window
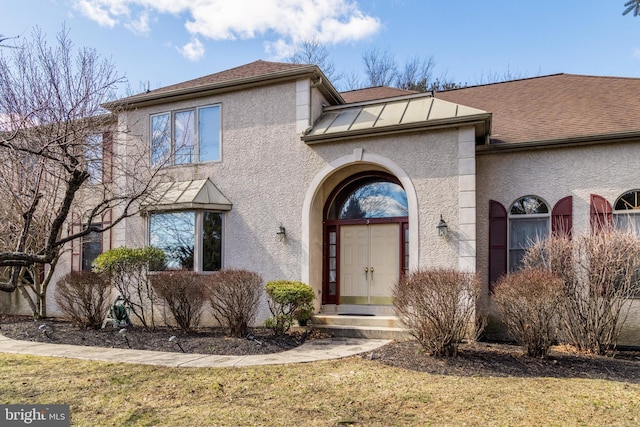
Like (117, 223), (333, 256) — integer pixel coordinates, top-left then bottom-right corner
(614, 190), (640, 235)
(508, 195), (550, 272)
(86, 133), (103, 184)
(151, 104), (221, 167)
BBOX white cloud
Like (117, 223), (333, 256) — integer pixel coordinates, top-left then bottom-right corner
(124, 10), (151, 35)
(73, 0), (380, 57)
(73, 0), (129, 27)
(180, 38), (205, 61)
(264, 39), (294, 59)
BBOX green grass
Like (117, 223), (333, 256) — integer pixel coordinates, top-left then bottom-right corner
(1, 353), (639, 426)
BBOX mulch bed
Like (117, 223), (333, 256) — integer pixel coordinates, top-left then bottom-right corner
(370, 339), (640, 383)
(2, 315), (639, 382)
(0, 315), (318, 356)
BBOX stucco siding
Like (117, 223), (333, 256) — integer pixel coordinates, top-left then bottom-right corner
(116, 82), (470, 320)
(307, 128), (463, 275)
(476, 141), (640, 345)
(120, 82), (302, 279)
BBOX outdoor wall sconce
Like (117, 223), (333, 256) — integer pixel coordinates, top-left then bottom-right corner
(277, 224), (286, 240)
(436, 214), (449, 238)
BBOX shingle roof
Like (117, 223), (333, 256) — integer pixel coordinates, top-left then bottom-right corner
(340, 86), (418, 103)
(435, 74), (640, 145)
(111, 60), (342, 107)
(146, 60), (310, 96)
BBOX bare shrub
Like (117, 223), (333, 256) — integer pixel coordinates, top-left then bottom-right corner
(150, 271), (206, 331)
(204, 269), (263, 337)
(55, 271), (111, 329)
(493, 269), (564, 358)
(394, 269), (481, 357)
(522, 234), (575, 286)
(523, 229), (640, 354)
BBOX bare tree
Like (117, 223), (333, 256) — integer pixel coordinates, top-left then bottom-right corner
(362, 47), (397, 87)
(342, 70), (363, 91)
(395, 56), (436, 92)
(473, 65), (536, 86)
(428, 78), (466, 92)
(288, 37), (342, 84)
(0, 26), (161, 305)
(0, 34), (19, 48)
(362, 48), (461, 92)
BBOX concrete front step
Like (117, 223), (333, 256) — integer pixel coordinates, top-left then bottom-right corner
(311, 314), (410, 340)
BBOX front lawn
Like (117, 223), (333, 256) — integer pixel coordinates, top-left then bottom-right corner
(1, 354), (638, 426)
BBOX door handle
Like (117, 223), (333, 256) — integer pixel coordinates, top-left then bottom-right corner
(370, 267), (374, 280)
(364, 267), (368, 279)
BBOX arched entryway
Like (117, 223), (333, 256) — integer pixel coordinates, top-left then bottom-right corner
(322, 172), (409, 311)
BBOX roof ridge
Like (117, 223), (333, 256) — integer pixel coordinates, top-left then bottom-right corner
(438, 73), (640, 93)
(437, 73), (566, 92)
(108, 60), (333, 108)
(146, 59), (309, 94)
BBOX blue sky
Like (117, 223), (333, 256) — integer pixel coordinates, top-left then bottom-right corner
(3, 1), (639, 94)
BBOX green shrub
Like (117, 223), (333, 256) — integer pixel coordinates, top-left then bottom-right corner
(93, 247), (166, 273)
(55, 271), (111, 329)
(204, 269), (263, 337)
(264, 280), (314, 335)
(493, 268), (564, 358)
(394, 269), (481, 357)
(150, 271), (206, 331)
(263, 315), (292, 336)
(93, 246), (166, 330)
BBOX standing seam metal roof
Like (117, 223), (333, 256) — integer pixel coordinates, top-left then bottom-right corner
(304, 94), (489, 141)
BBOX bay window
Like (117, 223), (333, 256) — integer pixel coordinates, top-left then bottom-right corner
(149, 211), (222, 271)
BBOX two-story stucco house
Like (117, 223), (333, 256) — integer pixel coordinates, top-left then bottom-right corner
(5, 60), (640, 345)
(106, 60), (486, 332)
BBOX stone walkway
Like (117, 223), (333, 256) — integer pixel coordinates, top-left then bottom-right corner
(0, 334), (390, 368)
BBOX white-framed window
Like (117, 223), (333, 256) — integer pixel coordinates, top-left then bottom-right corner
(614, 189), (640, 235)
(508, 195), (550, 272)
(85, 133), (103, 184)
(151, 104), (221, 167)
(149, 211), (222, 272)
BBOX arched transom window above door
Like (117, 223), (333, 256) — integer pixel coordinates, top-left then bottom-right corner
(326, 175), (408, 220)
